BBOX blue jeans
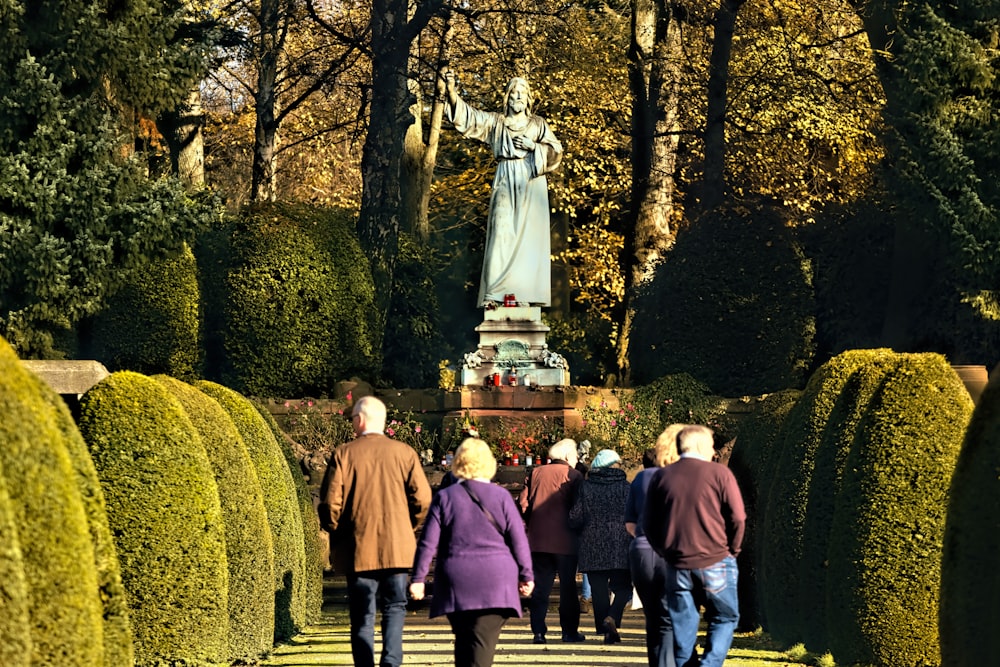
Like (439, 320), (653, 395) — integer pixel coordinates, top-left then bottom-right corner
(348, 569), (409, 667)
(581, 572), (592, 600)
(666, 555), (739, 667)
(630, 539), (676, 667)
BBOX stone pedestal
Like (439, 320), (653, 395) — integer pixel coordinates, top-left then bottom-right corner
(458, 306), (570, 387)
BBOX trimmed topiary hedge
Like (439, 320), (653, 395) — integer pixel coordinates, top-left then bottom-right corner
(219, 203), (379, 395)
(196, 381), (307, 641)
(155, 375), (276, 662)
(940, 370), (1000, 665)
(759, 350), (891, 644)
(0, 455), (30, 667)
(826, 353), (972, 666)
(78, 371), (229, 666)
(255, 403), (325, 624)
(629, 198), (816, 395)
(795, 350), (898, 652)
(727, 388), (801, 631)
(86, 243), (202, 380)
(41, 380), (134, 666)
(0, 337), (104, 666)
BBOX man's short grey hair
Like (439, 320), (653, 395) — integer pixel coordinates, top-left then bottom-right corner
(548, 438), (578, 462)
(677, 424), (714, 457)
(353, 395), (387, 432)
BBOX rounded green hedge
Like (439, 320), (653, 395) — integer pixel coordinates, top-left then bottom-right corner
(155, 375), (275, 661)
(0, 455), (31, 667)
(728, 388), (802, 631)
(760, 349), (895, 644)
(940, 371), (1000, 665)
(220, 203), (379, 395)
(41, 378), (133, 666)
(196, 381), (307, 641)
(795, 350), (898, 652)
(0, 337), (104, 665)
(629, 198), (816, 395)
(78, 371), (229, 666)
(87, 243), (201, 380)
(826, 353), (972, 666)
(255, 403), (325, 624)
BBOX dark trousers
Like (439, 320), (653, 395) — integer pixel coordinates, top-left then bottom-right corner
(587, 568), (633, 631)
(630, 539), (676, 667)
(447, 609), (509, 667)
(347, 569), (409, 667)
(529, 551), (580, 637)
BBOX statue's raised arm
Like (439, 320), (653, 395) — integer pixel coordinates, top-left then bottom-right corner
(444, 71), (563, 309)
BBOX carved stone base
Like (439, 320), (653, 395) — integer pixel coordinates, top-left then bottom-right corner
(459, 306), (570, 387)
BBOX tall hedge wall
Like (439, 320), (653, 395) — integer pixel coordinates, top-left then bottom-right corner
(940, 371), (1000, 665)
(78, 371), (229, 666)
(826, 353), (972, 666)
(219, 203), (378, 396)
(155, 375), (275, 662)
(255, 403), (325, 623)
(760, 349), (892, 644)
(0, 456), (30, 667)
(795, 351), (897, 652)
(41, 381), (133, 666)
(86, 243), (201, 380)
(0, 337), (104, 665)
(197, 381), (307, 641)
(727, 388), (801, 631)
(629, 198), (816, 395)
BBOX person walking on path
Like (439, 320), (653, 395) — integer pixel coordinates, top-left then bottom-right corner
(319, 396), (433, 667)
(410, 438), (535, 667)
(644, 424), (745, 667)
(625, 425), (685, 667)
(518, 438), (586, 644)
(569, 448), (632, 644)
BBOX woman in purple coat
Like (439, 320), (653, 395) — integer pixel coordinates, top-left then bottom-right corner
(410, 438), (535, 667)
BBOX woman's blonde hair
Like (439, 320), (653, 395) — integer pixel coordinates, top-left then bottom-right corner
(452, 438), (498, 481)
(653, 423), (686, 467)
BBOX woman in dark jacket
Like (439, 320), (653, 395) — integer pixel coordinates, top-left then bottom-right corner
(569, 448), (632, 644)
(410, 438), (535, 667)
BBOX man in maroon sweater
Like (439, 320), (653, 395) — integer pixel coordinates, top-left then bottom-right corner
(643, 424), (746, 667)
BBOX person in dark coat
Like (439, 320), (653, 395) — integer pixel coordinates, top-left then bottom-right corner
(518, 438), (585, 644)
(410, 438), (534, 667)
(625, 425), (685, 667)
(570, 448), (632, 644)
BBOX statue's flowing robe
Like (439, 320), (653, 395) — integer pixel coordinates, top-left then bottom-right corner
(448, 97), (563, 306)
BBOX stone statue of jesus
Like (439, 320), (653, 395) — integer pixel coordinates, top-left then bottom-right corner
(445, 71), (563, 309)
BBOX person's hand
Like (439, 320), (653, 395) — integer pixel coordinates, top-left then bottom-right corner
(518, 580), (534, 597)
(409, 582), (425, 600)
(513, 136), (535, 151)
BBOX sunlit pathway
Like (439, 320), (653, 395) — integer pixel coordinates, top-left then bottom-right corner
(263, 578), (793, 666)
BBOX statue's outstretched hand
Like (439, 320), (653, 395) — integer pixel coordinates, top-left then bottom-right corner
(444, 70), (458, 103)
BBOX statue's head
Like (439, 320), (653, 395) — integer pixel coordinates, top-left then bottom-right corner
(503, 77), (533, 116)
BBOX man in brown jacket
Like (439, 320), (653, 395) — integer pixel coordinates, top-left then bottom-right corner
(320, 395), (432, 667)
(518, 437), (586, 644)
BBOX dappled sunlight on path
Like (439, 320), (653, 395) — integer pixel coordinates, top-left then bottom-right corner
(263, 577), (806, 666)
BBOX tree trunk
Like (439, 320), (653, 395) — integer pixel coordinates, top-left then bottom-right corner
(158, 87), (205, 190)
(357, 0), (416, 363)
(701, 0), (746, 211)
(251, 0), (282, 203)
(401, 22), (452, 242)
(618, 0), (684, 384)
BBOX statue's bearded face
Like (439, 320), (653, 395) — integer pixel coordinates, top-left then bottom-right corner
(506, 79), (530, 115)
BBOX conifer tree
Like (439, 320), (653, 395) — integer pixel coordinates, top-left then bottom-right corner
(0, 0), (218, 357)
